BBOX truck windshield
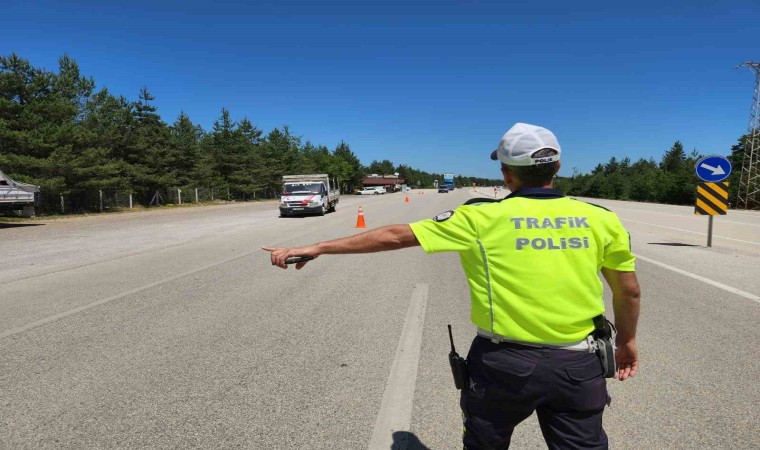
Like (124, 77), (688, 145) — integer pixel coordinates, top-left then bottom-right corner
(283, 183), (323, 195)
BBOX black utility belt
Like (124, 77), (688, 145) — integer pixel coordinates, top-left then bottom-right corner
(447, 318), (616, 392)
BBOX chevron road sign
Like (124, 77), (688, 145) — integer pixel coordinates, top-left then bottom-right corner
(694, 181), (729, 247)
(695, 182), (729, 216)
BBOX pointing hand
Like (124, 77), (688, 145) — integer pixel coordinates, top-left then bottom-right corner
(261, 245), (319, 269)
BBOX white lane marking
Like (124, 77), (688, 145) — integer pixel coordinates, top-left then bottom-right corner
(730, 210), (760, 217)
(625, 220), (760, 246)
(0, 239), (199, 285)
(613, 207), (760, 227)
(572, 197), (760, 219)
(368, 283), (428, 450)
(637, 255), (760, 303)
(0, 250), (257, 339)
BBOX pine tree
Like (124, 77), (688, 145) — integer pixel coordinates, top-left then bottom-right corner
(169, 112), (203, 186)
(258, 128), (289, 193)
(332, 141), (363, 191)
(0, 53), (56, 180)
(228, 117), (263, 198)
(660, 141), (686, 173)
(204, 107), (237, 186)
(368, 159), (396, 175)
(131, 87), (175, 196)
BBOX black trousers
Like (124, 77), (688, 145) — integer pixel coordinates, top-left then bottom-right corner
(461, 337), (609, 450)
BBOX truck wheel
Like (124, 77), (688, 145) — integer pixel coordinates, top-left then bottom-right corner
(330, 202), (337, 213)
(319, 202), (326, 216)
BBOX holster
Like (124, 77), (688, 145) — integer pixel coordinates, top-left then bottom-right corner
(592, 315), (617, 378)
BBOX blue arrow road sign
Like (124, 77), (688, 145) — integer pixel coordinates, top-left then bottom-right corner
(695, 155), (732, 182)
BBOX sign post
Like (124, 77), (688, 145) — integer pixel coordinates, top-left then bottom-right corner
(694, 155), (732, 248)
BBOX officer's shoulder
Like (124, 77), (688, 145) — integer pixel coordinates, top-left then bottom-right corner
(462, 197), (502, 206)
(569, 198), (612, 212)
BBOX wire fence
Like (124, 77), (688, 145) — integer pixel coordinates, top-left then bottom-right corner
(35, 186), (283, 215)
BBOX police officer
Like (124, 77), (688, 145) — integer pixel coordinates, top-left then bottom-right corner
(263, 123), (641, 450)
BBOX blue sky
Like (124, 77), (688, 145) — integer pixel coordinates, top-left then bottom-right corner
(2, 0), (758, 178)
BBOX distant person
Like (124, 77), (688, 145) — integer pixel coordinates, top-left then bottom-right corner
(263, 123), (641, 449)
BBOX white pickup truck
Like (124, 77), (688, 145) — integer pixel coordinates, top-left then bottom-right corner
(279, 174), (340, 217)
(0, 169), (39, 218)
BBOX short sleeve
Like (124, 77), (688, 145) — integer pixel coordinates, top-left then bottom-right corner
(409, 208), (477, 253)
(602, 214), (636, 271)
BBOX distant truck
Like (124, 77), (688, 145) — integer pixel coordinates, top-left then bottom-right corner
(279, 174), (340, 217)
(0, 169), (39, 218)
(443, 173), (455, 190)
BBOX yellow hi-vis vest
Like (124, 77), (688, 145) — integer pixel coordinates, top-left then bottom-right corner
(409, 188), (636, 344)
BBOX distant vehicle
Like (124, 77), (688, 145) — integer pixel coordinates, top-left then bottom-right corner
(0, 169), (38, 218)
(279, 174), (340, 217)
(357, 186), (386, 195)
(438, 186), (450, 193)
(443, 173), (455, 190)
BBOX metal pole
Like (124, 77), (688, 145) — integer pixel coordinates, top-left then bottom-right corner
(99, 190), (103, 212)
(178, 189), (182, 205)
(129, 193), (133, 209)
(736, 62), (760, 209)
(195, 188), (199, 203)
(60, 194), (64, 213)
(707, 215), (714, 247)
(211, 188), (214, 201)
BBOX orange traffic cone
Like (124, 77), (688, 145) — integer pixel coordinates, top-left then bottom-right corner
(404, 194), (410, 203)
(355, 206), (367, 228)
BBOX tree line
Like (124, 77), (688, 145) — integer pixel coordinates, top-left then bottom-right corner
(0, 53), (500, 213)
(555, 137), (748, 208)
(3, 53), (749, 214)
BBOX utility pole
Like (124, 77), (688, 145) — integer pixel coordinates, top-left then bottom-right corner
(736, 62), (760, 210)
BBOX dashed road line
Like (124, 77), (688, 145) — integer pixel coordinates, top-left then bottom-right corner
(368, 283), (428, 450)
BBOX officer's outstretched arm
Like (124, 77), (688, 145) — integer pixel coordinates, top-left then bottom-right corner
(601, 268), (641, 381)
(263, 225), (420, 269)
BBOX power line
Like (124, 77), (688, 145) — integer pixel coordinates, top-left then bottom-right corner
(736, 61), (760, 210)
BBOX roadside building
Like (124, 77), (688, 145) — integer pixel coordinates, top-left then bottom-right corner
(361, 174), (405, 192)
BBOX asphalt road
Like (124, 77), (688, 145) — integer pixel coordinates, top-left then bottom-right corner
(1, 190), (758, 449)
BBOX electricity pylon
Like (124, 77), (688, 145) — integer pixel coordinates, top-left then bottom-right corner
(736, 62), (760, 210)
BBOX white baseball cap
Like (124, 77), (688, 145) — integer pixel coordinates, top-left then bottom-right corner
(490, 123), (561, 166)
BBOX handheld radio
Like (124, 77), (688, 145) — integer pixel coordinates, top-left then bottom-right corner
(284, 256), (314, 265)
(447, 325), (469, 390)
